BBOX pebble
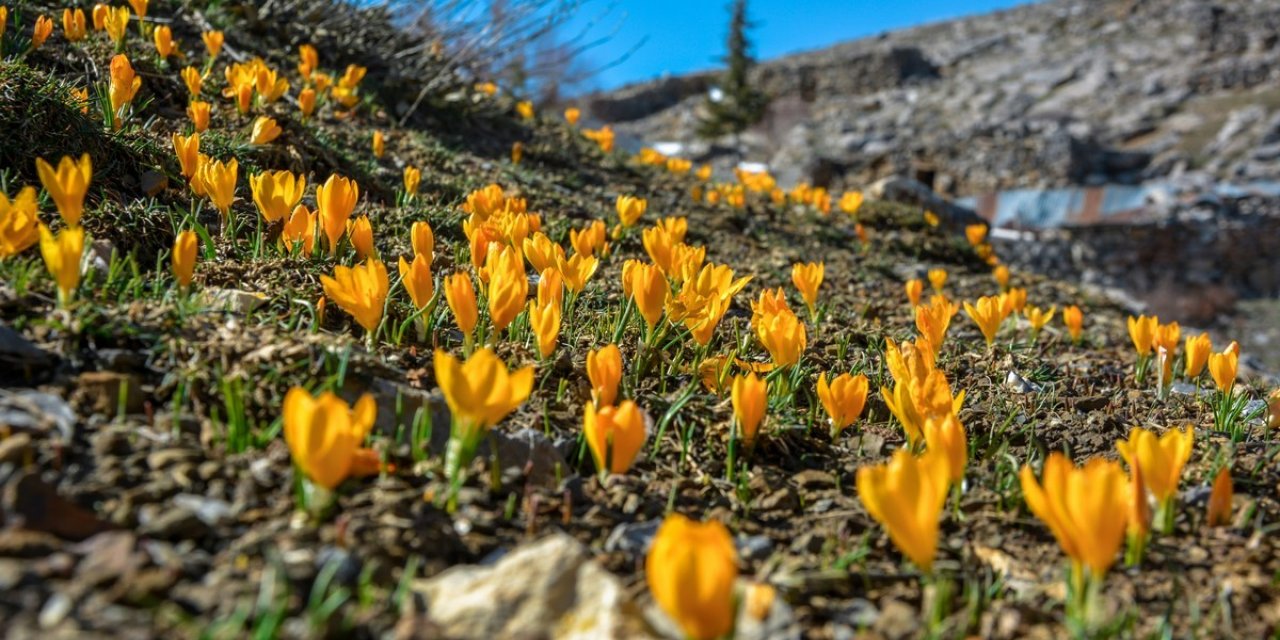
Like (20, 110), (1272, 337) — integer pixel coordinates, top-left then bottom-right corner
(38, 592), (72, 628)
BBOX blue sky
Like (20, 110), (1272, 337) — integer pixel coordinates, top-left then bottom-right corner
(567, 0), (1034, 91)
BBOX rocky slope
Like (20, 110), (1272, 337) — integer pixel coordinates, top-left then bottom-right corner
(585, 0), (1280, 196)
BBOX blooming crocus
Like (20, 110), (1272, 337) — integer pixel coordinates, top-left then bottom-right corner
(485, 246), (528, 333)
(298, 88), (316, 119)
(196, 157), (237, 228)
(103, 6), (128, 47)
(0, 187), (40, 258)
(1124, 459), (1150, 567)
(249, 170), (305, 224)
(1128, 315), (1158, 357)
(410, 220), (433, 262)
(1116, 426), (1193, 533)
(791, 261), (823, 317)
(756, 306), (806, 368)
(924, 414), (967, 484)
(153, 25), (178, 58)
(281, 205), (317, 255)
(1155, 321), (1180, 360)
(297, 43), (318, 78)
(1063, 305), (1083, 344)
(1184, 333), (1211, 379)
(516, 100), (534, 120)
(398, 253), (434, 311)
(616, 195), (646, 227)
(316, 174), (359, 255)
(993, 265), (1010, 291)
(625, 261), (668, 334)
(964, 295), (1006, 346)
(403, 166), (421, 197)
(527, 297), (561, 359)
(915, 295), (957, 355)
(62, 8), (86, 41)
(1206, 467), (1233, 528)
(250, 116), (282, 145)
(202, 30), (223, 58)
(126, 0), (147, 19)
(35, 153), (92, 226)
(347, 217), (374, 260)
(38, 224), (84, 306)
(570, 219), (608, 257)
(1002, 287), (1027, 315)
(584, 401), (646, 475)
(28, 17), (49, 50)
(172, 132), (200, 180)
(816, 372), (868, 437)
(1208, 349), (1237, 394)
(1024, 305), (1055, 341)
(1020, 453), (1129, 582)
(443, 273), (479, 341)
(181, 66), (202, 98)
(646, 514), (737, 640)
(171, 230), (197, 288)
(564, 107), (580, 125)
(857, 448), (950, 573)
(905, 278), (923, 307)
(927, 268), (946, 293)
(556, 252), (599, 294)
(434, 347), (533, 440)
(372, 130), (385, 158)
(320, 259), (389, 336)
(731, 373), (766, 447)
(282, 387), (377, 491)
(522, 232), (564, 275)
(965, 224), (987, 245)
(587, 344), (622, 407)
(91, 3), (105, 31)
(187, 100), (210, 132)
(108, 54), (141, 126)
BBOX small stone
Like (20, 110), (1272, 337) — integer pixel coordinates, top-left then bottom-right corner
(0, 390), (75, 440)
(38, 592), (72, 628)
(756, 486), (800, 513)
(171, 494), (234, 527)
(139, 507), (209, 540)
(604, 520), (660, 555)
(147, 448), (201, 471)
(792, 469), (837, 490)
(1004, 371), (1041, 394)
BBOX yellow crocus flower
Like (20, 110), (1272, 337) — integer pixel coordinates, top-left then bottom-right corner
(624, 261), (668, 334)
(615, 194), (646, 227)
(249, 170), (305, 224)
(924, 414), (967, 484)
(0, 187), (40, 258)
(195, 157), (238, 227)
(904, 278), (923, 307)
(202, 30), (223, 58)
(563, 107), (580, 125)
(35, 153), (92, 227)
(1184, 333), (1212, 378)
(103, 6), (128, 47)
(153, 25), (178, 58)
(444, 272), (478, 338)
(281, 387), (377, 491)
(187, 100), (210, 132)
(556, 252), (599, 293)
(584, 400), (646, 475)
(433, 347), (533, 438)
(1208, 349), (1237, 394)
(1063, 305), (1084, 344)
(280, 204), (317, 255)
(346, 216), (374, 260)
(403, 166), (421, 197)
(1024, 305), (1056, 340)
(485, 245), (527, 333)
(791, 261), (823, 317)
(1116, 426), (1192, 510)
(587, 344), (622, 407)
(171, 229), (197, 288)
(316, 174), (359, 256)
(1127, 315), (1158, 357)
(410, 220), (433, 262)
(964, 295), (1006, 346)
(172, 132), (200, 179)
(108, 54), (141, 126)
(528, 298), (560, 359)
(756, 305), (806, 368)
(817, 372), (868, 437)
(857, 448), (950, 573)
(320, 259), (389, 335)
(398, 254), (434, 311)
(645, 514), (737, 640)
(38, 224), (85, 305)
(731, 372), (766, 447)
(250, 116), (282, 145)
(1020, 453), (1130, 580)
(927, 268), (947, 293)
(61, 9), (86, 41)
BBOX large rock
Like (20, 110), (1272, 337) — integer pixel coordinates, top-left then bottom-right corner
(412, 533), (657, 639)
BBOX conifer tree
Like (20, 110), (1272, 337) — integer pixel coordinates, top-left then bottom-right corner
(698, 0), (768, 142)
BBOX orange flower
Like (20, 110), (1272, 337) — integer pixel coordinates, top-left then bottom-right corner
(857, 448), (950, 573)
(410, 220), (434, 262)
(346, 216), (374, 260)
(32, 15), (52, 49)
(1020, 453), (1129, 579)
(1206, 467), (1233, 527)
(816, 372), (868, 436)
(964, 295), (1006, 346)
(584, 401), (647, 475)
(316, 174), (359, 256)
(399, 254), (434, 311)
(616, 194), (647, 227)
(1063, 305), (1084, 344)
(485, 245), (528, 333)
(528, 297), (561, 359)
(586, 344), (622, 407)
(281, 205), (317, 255)
(646, 515), (737, 640)
(624, 261), (668, 334)
(927, 268), (946, 293)
(444, 272), (478, 338)
(905, 278), (923, 307)
(282, 388), (377, 491)
(320, 259), (389, 334)
(153, 25), (179, 58)
(731, 373), (767, 446)
(171, 230), (198, 288)
(187, 100), (211, 132)
(791, 261), (823, 316)
(1184, 333), (1212, 379)
(202, 30), (224, 58)
(1127, 315), (1158, 357)
(1208, 348), (1238, 394)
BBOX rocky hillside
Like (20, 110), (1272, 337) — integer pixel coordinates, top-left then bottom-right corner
(585, 0), (1280, 196)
